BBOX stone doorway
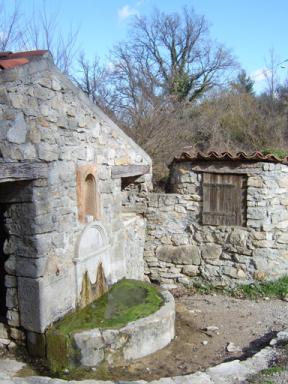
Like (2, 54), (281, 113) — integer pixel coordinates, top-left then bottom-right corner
(0, 180), (34, 334)
(0, 204), (8, 322)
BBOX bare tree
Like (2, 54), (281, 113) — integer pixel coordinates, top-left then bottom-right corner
(74, 53), (114, 109)
(0, 0), (24, 51)
(92, 7), (237, 183)
(23, 1), (79, 74)
(264, 48), (280, 99)
(107, 7), (236, 126)
(0, 0), (79, 75)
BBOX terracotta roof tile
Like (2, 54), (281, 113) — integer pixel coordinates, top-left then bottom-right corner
(0, 50), (48, 70)
(0, 58), (29, 69)
(171, 150), (288, 165)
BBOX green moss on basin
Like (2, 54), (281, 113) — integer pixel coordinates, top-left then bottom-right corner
(55, 279), (163, 335)
(46, 279), (163, 372)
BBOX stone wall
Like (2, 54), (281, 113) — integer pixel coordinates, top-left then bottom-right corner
(144, 161), (288, 287)
(0, 54), (151, 337)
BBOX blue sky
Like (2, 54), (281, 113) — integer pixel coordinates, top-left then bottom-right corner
(9, 0), (288, 92)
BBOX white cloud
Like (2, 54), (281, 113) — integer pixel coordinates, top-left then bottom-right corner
(118, 5), (139, 21)
(250, 68), (270, 83)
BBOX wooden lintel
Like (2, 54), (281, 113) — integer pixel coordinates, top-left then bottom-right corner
(187, 161), (262, 175)
(111, 164), (150, 179)
(0, 162), (48, 183)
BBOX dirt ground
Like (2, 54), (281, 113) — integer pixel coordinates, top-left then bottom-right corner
(6, 290), (288, 382)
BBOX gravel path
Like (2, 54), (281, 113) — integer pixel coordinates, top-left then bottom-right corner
(116, 293), (288, 381)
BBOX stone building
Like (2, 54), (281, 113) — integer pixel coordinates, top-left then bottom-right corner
(0, 50), (151, 347)
(1, 50), (288, 355)
(144, 151), (288, 288)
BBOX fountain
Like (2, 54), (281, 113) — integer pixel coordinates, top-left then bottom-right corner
(46, 278), (175, 373)
(46, 222), (175, 374)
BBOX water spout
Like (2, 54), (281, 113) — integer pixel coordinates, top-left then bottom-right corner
(95, 262), (107, 299)
(79, 263), (107, 308)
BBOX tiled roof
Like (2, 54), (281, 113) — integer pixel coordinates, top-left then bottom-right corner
(171, 150), (288, 165)
(0, 50), (48, 70)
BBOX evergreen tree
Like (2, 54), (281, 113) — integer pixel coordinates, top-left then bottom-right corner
(232, 70), (254, 95)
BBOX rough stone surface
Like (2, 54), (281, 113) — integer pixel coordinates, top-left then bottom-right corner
(0, 53), (152, 338)
(71, 290), (175, 368)
(144, 161), (288, 287)
(74, 329), (105, 367)
(0, 330), (284, 383)
(156, 245), (200, 265)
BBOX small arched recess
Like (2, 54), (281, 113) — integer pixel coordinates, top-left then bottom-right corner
(76, 164), (100, 223)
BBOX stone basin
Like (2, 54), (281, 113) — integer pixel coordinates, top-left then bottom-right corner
(73, 289), (175, 367)
(46, 281), (175, 372)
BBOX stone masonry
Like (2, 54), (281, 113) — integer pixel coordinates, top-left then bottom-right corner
(0, 51), (152, 344)
(144, 161), (288, 287)
(1, 50), (288, 351)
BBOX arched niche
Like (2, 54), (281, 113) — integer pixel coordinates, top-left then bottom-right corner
(76, 221), (108, 262)
(74, 222), (111, 304)
(76, 164), (100, 223)
(84, 173), (97, 219)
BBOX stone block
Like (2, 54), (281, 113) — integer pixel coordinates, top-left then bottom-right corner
(4, 256), (16, 275)
(160, 272), (183, 279)
(247, 207), (266, 220)
(156, 245), (201, 265)
(163, 195), (177, 206)
(7, 309), (20, 327)
(182, 265), (200, 277)
(247, 176), (264, 188)
(160, 236), (172, 245)
(201, 244), (222, 260)
(178, 277), (193, 286)
(228, 229), (248, 248)
(38, 143), (59, 161)
(280, 197), (288, 206)
(275, 220), (288, 230)
(207, 359), (250, 383)
(277, 234), (288, 244)
(5, 275), (17, 288)
(20, 143), (37, 159)
(173, 371), (214, 384)
(0, 88), (10, 104)
(253, 240), (274, 248)
(16, 257), (47, 278)
(10, 327), (25, 341)
(6, 288), (18, 309)
(7, 112), (27, 144)
(18, 270), (75, 333)
(0, 323), (9, 339)
(171, 234), (189, 246)
(222, 266), (246, 279)
(253, 252), (286, 276)
(252, 231), (267, 240)
(175, 205), (186, 213)
(73, 329), (105, 367)
(278, 177), (288, 188)
(102, 329), (124, 350)
(253, 248), (278, 259)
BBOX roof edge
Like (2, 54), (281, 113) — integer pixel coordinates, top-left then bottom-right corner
(170, 151), (288, 168)
(0, 50), (51, 70)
